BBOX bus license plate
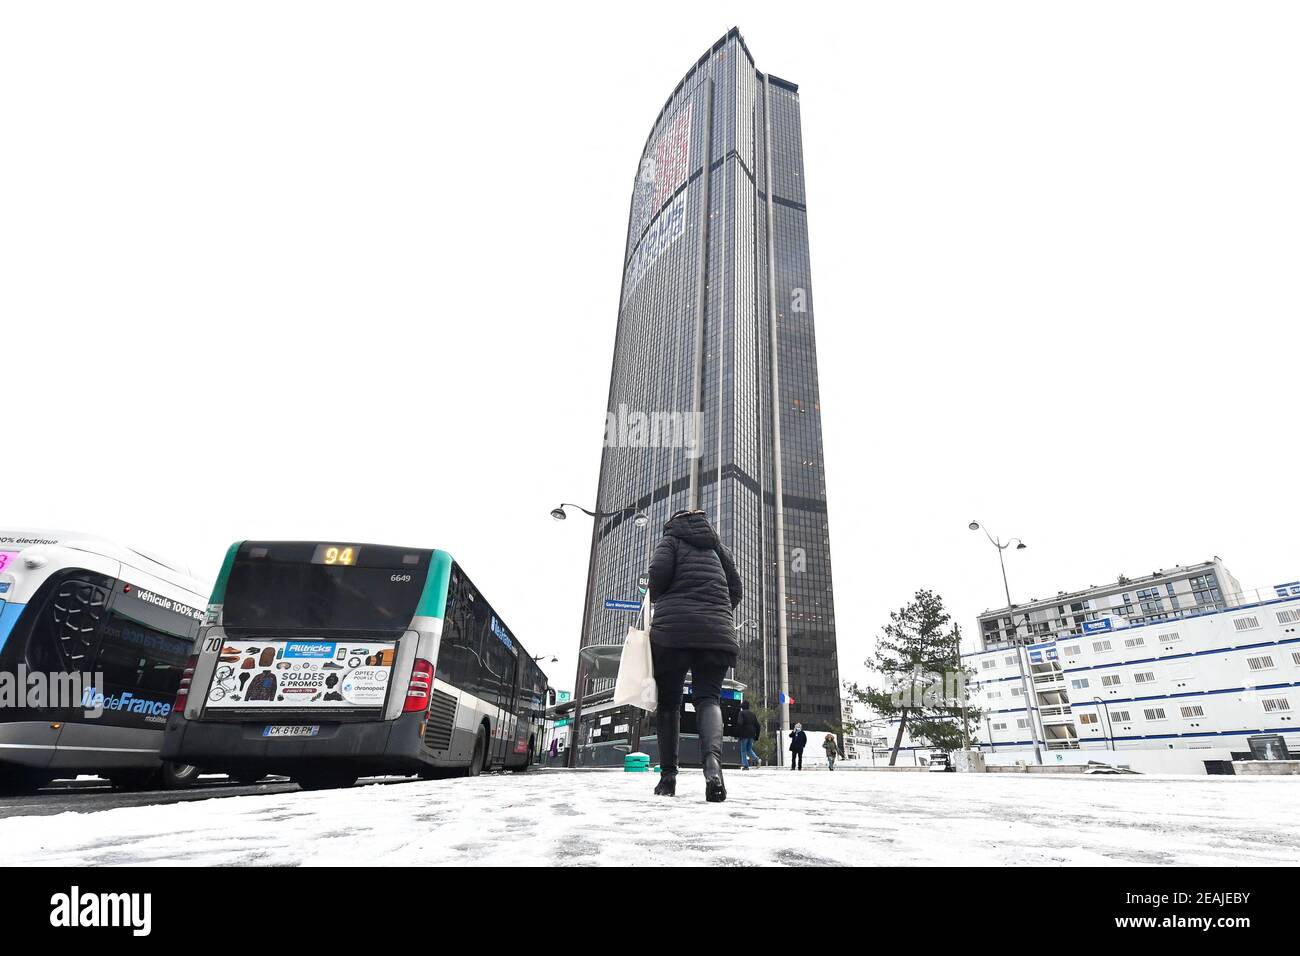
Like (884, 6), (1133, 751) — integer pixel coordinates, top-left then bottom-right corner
(263, 725), (319, 738)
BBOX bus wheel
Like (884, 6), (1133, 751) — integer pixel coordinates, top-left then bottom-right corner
(159, 762), (200, 790)
(294, 772), (358, 791)
(466, 728), (487, 778)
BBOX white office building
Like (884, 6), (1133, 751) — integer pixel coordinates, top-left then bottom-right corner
(887, 561), (1300, 772)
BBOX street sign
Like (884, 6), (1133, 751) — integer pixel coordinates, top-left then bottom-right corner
(604, 599), (641, 612)
(1082, 619), (1113, 634)
(638, 573), (649, 594)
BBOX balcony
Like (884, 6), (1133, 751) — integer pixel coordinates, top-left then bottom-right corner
(1039, 706), (1075, 724)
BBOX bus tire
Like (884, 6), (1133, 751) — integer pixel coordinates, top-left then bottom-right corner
(159, 762), (200, 790)
(294, 772), (358, 791)
(465, 727), (487, 778)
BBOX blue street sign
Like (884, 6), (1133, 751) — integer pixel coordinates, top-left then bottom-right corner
(604, 599), (641, 612)
(1082, 619), (1113, 634)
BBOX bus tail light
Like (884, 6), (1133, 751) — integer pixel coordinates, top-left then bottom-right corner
(173, 655), (199, 712)
(403, 659), (434, 713)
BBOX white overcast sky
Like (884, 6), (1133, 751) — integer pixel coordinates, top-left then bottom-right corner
(3, 2), (1297, 695)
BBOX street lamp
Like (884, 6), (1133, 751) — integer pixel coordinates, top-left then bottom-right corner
(551, 502), (650, 526)
(532, 654), (559, 663)
(968, 520), (1042, 765)
(1092, 697), (1115, 752)
(552, 501), (651, 767)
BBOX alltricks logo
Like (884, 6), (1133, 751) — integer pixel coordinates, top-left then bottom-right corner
(49, 886), (151, 936)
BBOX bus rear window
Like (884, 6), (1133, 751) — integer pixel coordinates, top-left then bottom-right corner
(222, 543), (429, 635)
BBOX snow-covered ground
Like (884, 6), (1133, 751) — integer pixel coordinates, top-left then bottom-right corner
(2, 767), (1297, 866)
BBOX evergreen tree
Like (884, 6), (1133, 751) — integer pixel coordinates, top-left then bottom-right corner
(847, 589), (981, 765)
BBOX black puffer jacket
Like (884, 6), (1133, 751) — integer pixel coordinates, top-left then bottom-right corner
(648, 511), (743, 654)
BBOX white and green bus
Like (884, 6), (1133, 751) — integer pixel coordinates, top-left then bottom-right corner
(162, 541), (548, 790)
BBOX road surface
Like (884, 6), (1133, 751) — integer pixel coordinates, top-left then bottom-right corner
(1, 767), (1296, 865)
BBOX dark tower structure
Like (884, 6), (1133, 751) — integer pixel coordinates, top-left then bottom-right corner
(575, 28), (840, 759)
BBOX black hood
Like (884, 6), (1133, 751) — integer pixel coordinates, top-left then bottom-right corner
(663, 511), (719, 549)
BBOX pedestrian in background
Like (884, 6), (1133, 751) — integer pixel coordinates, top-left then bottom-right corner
(822, 732), (843, 770)
(647, 509), (744, 802)
(736, 700), (761, 770)
(788, 722), (807, 770)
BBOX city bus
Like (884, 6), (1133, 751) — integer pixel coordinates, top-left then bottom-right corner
(162, 541), (549, 790)
(0, 530), (208, 793)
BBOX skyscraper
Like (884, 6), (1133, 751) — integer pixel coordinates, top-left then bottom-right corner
(574, 28), (840, 753)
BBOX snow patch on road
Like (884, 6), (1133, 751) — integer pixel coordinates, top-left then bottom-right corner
(1, 769), (1296, 866)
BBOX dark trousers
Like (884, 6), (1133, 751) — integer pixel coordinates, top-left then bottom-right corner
(652, 645), (733, 779)
(790, 749), (803, 770)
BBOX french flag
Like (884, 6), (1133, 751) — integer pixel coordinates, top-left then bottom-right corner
(780, 691), (796, 705)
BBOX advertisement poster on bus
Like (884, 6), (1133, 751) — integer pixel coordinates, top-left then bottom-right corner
(204, 640), (395, 709)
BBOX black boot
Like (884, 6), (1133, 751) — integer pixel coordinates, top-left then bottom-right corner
(654, 705), (680, 797)
(698, 701), (726, 802)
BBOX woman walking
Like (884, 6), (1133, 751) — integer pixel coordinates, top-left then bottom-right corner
(822, 732), (843, 770)
(647, 508), (743, 802)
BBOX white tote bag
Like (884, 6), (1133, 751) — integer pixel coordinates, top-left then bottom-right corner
(613, 597), (657, 712)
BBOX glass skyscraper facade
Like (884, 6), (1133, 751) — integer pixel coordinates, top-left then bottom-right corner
(577, 28), (840, 735)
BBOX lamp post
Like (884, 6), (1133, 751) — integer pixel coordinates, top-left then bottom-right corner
(1092, 697), (1115, 752)
(552, 502), (649, 767)
(968, 521), (1042, 765)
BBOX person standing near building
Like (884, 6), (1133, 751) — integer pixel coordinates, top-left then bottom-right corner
(822, 732), (843, 770)
(788, 723), (808, 770)
(736, 700), (761, 770)
(648, 509), (744, 802)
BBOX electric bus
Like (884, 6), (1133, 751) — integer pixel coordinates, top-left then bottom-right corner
(162, 541), (549, 790)
(0, 530), (208, 793)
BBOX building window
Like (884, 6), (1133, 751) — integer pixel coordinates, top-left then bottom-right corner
(1133, 671), (1156, 684)
(1143, 707), (1167, 721)
(1262, 698), (1292, 713)
(1071, 678), (1090, 690)
(1247, 656), (1276, 671)
(1079, 713), (1099, 725)
(1101, 674), (1122, 687)
(1111, 710), (1131, 722)
(1158, 631), (1181, 644)
(1180, 705), (1206, 719)
(1092, 640), (1113, 653)
(1233, 615), (1262, 632)
(1124, 636), (1146, 648)
(1004, 655), (1017, 666)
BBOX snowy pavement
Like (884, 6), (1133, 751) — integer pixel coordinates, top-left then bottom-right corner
(1, 767), (1297, 866)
